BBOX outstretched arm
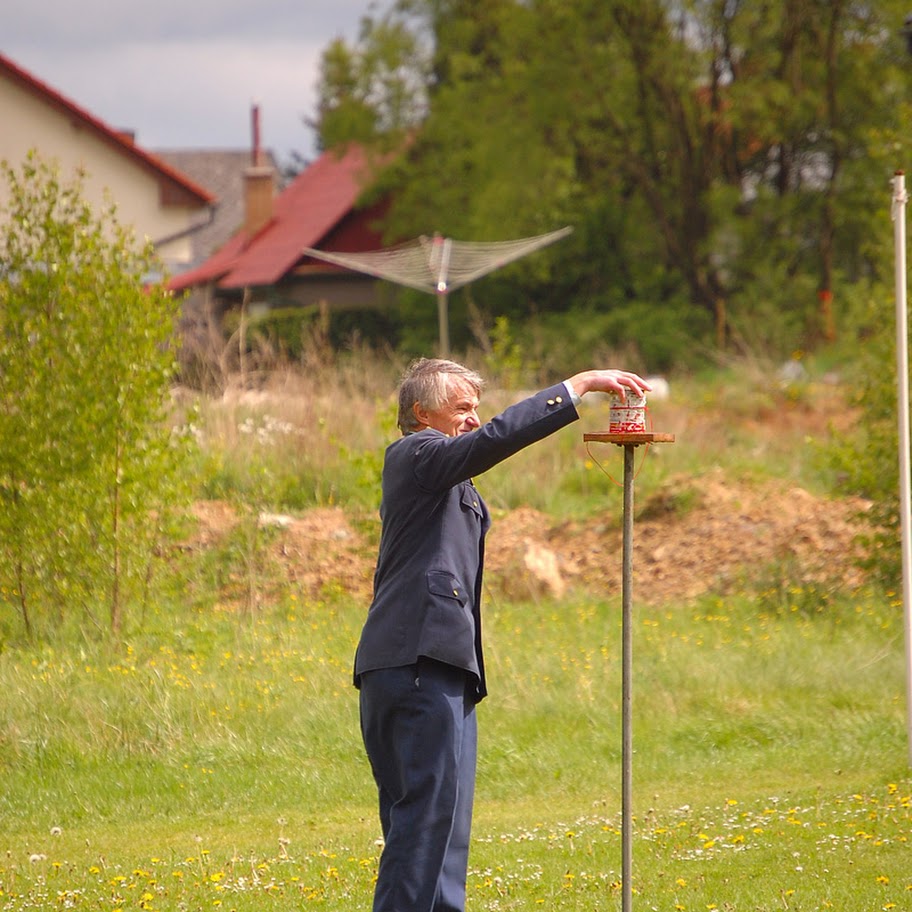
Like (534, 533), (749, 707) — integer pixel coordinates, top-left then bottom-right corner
(566, 369), (651, 401)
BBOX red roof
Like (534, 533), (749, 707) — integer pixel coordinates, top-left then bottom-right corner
(169, 143), (387, 292)
(0, 53), (214, 207)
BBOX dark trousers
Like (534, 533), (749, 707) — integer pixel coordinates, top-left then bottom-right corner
(359, 658), (478, 912)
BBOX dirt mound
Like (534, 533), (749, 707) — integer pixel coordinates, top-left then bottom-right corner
(486, 470), (870, 604)
(189, 471), (871, 608)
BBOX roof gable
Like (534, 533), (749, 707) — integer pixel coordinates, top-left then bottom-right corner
(170, 143), (388, 292)
(0, 52), (214, 207)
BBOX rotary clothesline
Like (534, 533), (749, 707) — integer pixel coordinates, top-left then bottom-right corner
(301, 226), (573, 354)
(303, 226), (572, 294)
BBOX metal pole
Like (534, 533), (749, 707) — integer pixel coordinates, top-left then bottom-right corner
(891, 171), (912, 767)
(583, 429), (673, 905)
(436, 290), (450, 358)
(621, 443), (635, 912)
(436, 238), (452, 358)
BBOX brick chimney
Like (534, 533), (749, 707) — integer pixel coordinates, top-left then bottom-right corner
(243, 104), (275, 236)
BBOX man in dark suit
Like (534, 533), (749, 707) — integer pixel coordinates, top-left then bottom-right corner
(354, 357), (649, 912)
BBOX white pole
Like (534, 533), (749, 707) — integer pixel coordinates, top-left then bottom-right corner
(891, 171), (912, 768)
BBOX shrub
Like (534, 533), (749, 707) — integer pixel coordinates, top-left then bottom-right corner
(0, 153), (193, 641)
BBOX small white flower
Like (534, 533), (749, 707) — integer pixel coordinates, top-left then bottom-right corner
(50, 826), (62, 836)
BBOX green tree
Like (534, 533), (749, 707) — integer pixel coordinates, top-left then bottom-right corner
(310, 9), (431, 151)
(313, 0), (912, 361)
(0, 153), (192, 641)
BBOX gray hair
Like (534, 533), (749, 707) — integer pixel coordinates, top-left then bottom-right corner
(397, 358), (485, 434)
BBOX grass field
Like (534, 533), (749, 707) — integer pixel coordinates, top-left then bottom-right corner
(1, 582), (909, 911)
(1, 356), (911, 911)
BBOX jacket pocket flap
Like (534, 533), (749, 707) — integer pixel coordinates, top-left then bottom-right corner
(427, 570), (465, 603)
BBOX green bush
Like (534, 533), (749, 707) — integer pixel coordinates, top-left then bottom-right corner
(222, 305), (400, 364)
(826, 288), (902, 589)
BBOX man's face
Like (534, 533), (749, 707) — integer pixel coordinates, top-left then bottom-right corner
(415, 377), (481, 437)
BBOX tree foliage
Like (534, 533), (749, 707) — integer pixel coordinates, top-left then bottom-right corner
(313, 0), (912, 365)
(309, 10), (431, 152)
(0, 153), (192, 642)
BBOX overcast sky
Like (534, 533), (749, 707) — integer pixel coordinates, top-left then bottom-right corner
(4, 0), (379, 166)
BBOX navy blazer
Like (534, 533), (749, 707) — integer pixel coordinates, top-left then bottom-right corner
(354, 383), (579, 702)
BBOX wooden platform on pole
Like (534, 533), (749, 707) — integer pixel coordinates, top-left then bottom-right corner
(583, 429), (675, 912)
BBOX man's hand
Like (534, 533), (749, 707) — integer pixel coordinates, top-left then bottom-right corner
(567, 369), (651, 401)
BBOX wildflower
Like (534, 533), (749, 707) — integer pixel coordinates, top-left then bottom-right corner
(49, 826), (62, 836)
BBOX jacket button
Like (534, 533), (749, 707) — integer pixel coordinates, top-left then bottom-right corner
(547, 398), (555, 405)
(453, 589), (459, 596)
(556, 395), (563, 403)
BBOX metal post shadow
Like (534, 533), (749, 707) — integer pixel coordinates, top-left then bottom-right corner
(582, 429), (675, 912)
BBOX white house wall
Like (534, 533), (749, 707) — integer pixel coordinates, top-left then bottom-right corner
(0, 75), (200, 270)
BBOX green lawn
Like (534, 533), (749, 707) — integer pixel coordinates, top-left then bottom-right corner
(1, 578), (909, 911)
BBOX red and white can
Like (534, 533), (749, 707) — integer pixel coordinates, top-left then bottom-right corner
(608, 392), (647, 433)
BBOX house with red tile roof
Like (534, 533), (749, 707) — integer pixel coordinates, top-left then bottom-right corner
(0, 52), (215, 275)
(169, 141), (390, 310)
(166, 140), (395, 373)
